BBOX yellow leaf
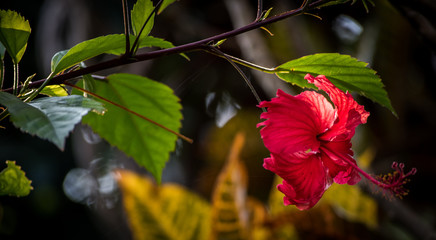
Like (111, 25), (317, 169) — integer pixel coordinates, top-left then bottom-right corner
(210, 132), (268, 240)
(116, 170), (212, 240)
(211, 132), (249, 240)
(40, 85), (68, 97)
(323, 184), (378, 229)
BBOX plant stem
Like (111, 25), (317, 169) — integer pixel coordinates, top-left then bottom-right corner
(202, 47), (277, 73)
(0, 59), (4, 89)
(256, 0), (263, 20)
(0, 109), (9, 122)
(122, 0), (131, 55)
(320, 146), (389, 188)
(24, 72), (54, 102)
(2, 0), (330, 93)
(13, 63), (19, 95)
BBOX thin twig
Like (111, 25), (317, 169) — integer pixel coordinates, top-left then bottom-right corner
(207, 46), (266, 112)
(24, 72), (54, 102)
(122, 0), (131, 56)
(256, 0), (263, 20)
(65, 82), (194, 144)
(300, 0), (311, 11)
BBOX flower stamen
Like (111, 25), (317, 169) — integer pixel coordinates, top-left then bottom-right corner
(375, 162), (417, 199)
(327, 150), (417, 198)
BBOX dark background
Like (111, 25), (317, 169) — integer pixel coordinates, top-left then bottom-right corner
(1, 0), (435, 239)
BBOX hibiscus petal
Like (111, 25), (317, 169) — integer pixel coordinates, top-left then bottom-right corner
(320, 141), (361, 185)
(264, 153), (332, 210)
(305, 74), (369, 141)
(258, 89), (335, 155)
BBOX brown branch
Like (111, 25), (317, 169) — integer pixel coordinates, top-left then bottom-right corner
(2, 0), (329, 93)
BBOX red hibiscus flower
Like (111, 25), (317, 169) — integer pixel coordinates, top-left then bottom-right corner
(258, 74), (416, 210)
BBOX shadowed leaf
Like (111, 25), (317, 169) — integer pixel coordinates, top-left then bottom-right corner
(0, 92), (104, 150)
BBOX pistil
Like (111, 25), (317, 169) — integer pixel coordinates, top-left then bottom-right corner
(339, 153), (416, 197)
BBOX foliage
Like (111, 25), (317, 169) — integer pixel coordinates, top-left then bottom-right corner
(0, 161), (32, 197)
(131, 0), (155, 39)
(79, 73), (182, 183)
(116, 169), (211, 240)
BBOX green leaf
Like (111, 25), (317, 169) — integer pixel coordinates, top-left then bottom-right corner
(52, 34), (123, 74)
(261, 7), (274, 20)
(0, 92), (105, 150)
(275, 53), (396, 115)
(79, 73), (182, 182)
(0, 160), (32, 197)
(40, 85), (69, 97)
(0, 10), (31, 64)
(50, 49), (68, 73)
(158, 0), (177, 14)
(52, 35), (179, 75)
(117, 170), (211, 240)
(131, 0), (155, 38)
